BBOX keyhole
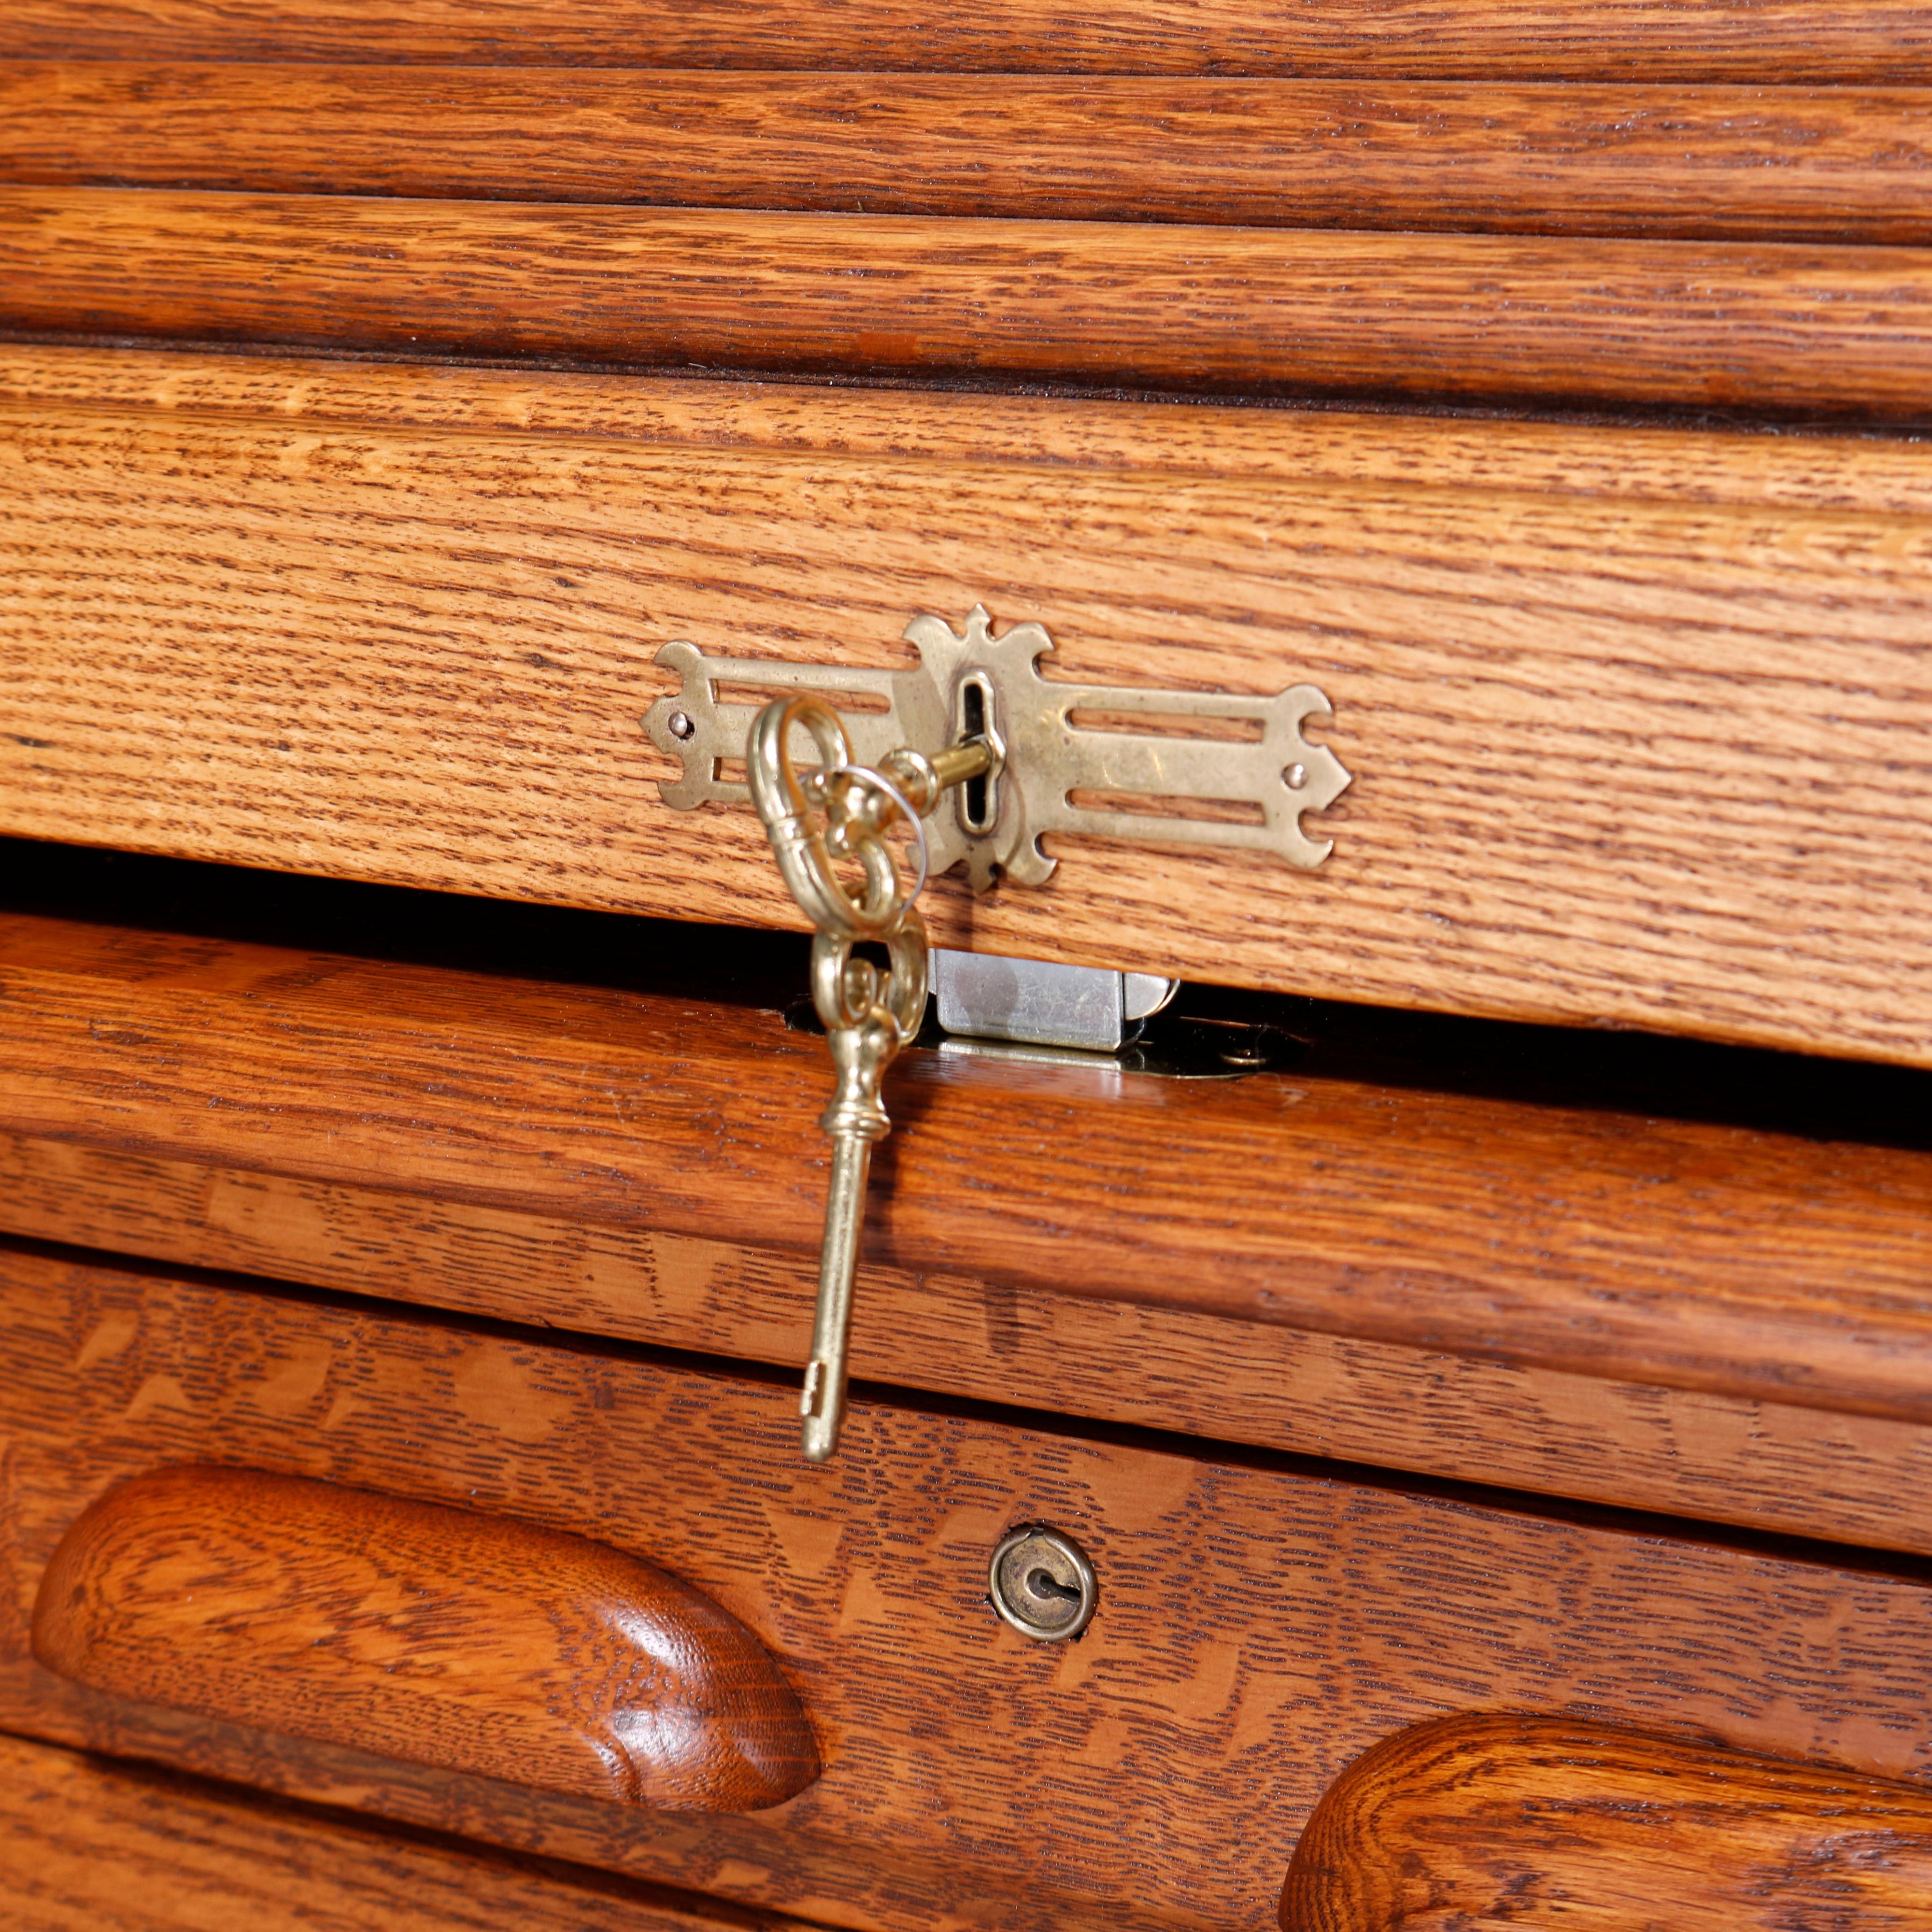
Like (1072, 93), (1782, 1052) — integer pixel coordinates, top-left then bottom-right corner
(1028, 1567), (1084, 1605)
(990, 1525), (1097, 1643)
(956, 673), (1000, 835)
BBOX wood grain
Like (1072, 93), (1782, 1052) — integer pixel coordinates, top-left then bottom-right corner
(0, 1731), (806, 1932)
(17, 1129), (1932, 1562)
(5, 346), (1932, 1064)
(9, 66), (1932, 244)
(11, 1246), (1932, 1932)
(1280, 1712), (1932, 1930)
(19, 340), (1932, 509)
(6, 185), (1932, 413)
(4, 1), (1931, 83)
(30, 1464), (819, 1812)
(7, 907), (1932, 1429)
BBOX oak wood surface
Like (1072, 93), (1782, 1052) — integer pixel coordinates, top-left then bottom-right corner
(4, 1), (1930, 83)
(5, 347), (1932, 1065)
(7, 905), (1932, 1429)
(31, 1463), (818, 1813)
(20, 340), (1932, 508)
(10, 1246), (1932, 1932)
(9, 65), (1932, 245)
(1280, 1712), (1932, 1931)
(0, 1730), (803, 1932)
(15, 1129), (1932, 1561)
(7, 186), (1932, 414)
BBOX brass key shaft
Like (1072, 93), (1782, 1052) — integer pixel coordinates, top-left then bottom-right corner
(799, 960), (904, 1462)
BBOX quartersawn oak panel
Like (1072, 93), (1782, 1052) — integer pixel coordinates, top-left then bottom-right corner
(1280, 1713), (1932, 1930)
(31, 1464), (820, 1812)
(9, 1246), (1932, 1932)
(3, 0), (1930, 83)
(14, 1130), (1932, 1562)
(4, 913), (1932, 1441)
(0, 1731), (806, 1932)
(6, 186), (1932, 413)
(9, 66), (1932, 244)
(5, 346), (1932, 1065)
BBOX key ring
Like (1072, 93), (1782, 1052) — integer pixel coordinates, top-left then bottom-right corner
(816, 761), (932, 914)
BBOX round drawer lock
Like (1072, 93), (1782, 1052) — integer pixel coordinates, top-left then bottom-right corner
(988, 1525), (1097, 1643)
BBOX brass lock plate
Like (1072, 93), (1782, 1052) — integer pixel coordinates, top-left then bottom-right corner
(644, 605), (1350, 892)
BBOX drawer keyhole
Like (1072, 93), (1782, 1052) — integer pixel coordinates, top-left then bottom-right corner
(989, 1525), (1098, 1642)
(1028, 1568), (1084, 1605)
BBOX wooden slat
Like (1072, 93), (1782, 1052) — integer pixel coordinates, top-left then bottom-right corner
(16, 340), (1932, 508)
(2, 911), (1931, 1432)
(5, 185), (1932, 413)
(14, 1128), (1932, 1561)
(7, 65), (1932, 244)
(4, 347), (1932, 1065)
(9, 1247), (1932, 1932)
(3, 1), (1931, 84)
(0, 1731), (794, 1932)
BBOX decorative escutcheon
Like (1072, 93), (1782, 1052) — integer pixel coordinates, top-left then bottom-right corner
(644, 605), (1350, 892)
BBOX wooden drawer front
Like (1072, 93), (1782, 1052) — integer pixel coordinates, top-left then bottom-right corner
(7, 348), (1932, 1064)
(6, 1244), (1932, 1932)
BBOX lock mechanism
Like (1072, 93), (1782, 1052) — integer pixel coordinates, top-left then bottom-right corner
(656, 605), (1348, 1464)
(645, 603), (1350, 891)
(989, 1525), (1098, 1643)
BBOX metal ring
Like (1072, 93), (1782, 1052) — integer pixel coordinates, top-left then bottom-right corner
(748, 697), (899, 940)
(822, 761), (931, 910)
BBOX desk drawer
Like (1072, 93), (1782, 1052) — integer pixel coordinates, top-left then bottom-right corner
(6, 1242), (1932, 1932)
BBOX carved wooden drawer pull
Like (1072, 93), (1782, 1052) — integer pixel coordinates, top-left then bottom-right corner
(30, 1465), (820, 1813)
(1282, 1711), (1932, 1930)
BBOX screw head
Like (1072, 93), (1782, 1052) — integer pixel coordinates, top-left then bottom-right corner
(667, 710), (696, 742)
(989, 1524), (1097, 1643)
(1285, 762), (1308, 790)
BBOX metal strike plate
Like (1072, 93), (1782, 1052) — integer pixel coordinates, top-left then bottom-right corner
(642, 606), (1350, 893)
(934, 949), (1178, 1052)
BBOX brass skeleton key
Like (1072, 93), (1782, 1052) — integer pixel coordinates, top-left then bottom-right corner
(746, 695), (994, 1463)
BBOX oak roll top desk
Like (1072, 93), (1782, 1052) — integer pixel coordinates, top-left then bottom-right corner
(5, 6), (1932, 1929)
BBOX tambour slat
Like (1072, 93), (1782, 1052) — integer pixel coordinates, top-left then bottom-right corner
(1, 909), (1930, 1430)
(3, 1), (1930, 83)
(3, 347), (1932, 1068)
(12, 342), (1932, 508)
(4, 66), (1931, 243)
(3, 186), (1932, 412)
(18, 1124), (1932, 1560)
